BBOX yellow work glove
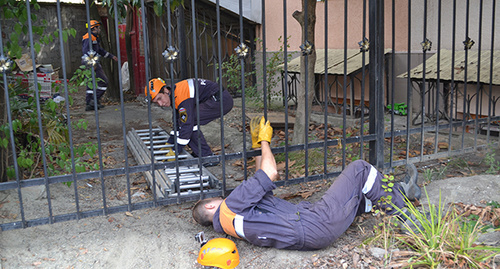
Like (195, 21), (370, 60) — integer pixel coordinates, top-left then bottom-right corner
(162, 143), (176, 162)
(250, 116), (262, 148)
(257, 117), (273, 144)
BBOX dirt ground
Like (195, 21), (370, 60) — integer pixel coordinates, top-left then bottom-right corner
(0, 89), (499, 268)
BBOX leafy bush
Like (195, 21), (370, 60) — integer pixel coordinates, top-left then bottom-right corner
(0, 76), (98, 182)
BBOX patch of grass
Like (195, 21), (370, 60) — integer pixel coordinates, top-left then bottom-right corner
(483, 145), (500, 174)
(422, 165), (448, 183)
(275, 148), (326, 175)
(364, 188), (500, 268)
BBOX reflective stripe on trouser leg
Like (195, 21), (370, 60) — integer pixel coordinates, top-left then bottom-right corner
(363, 165), (406, 215)
(361, 166), (378, 212)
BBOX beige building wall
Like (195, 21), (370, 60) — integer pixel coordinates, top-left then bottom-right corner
(256, 0), (500, 119)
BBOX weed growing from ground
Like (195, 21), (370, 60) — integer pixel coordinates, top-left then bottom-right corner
(365, 188), (500, 268)
(483, 144), (500, 174)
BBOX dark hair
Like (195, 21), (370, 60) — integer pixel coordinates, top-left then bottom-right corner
(192, 197), (219, 226)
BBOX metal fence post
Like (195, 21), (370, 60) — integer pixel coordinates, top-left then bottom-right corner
(369, 0), (385, 169)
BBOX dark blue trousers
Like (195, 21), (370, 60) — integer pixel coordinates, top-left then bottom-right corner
(170, 90), (234, 157)
(85, 64), (108, 105)
(298, 160), (406, 250)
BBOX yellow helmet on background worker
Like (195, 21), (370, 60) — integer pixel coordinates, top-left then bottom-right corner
(145, 78), (166, 101)
(197, 238), (239, 269)
(86, 20), (101, 29)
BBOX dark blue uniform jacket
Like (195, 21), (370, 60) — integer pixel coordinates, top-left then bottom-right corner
(213, 170), (308, 250)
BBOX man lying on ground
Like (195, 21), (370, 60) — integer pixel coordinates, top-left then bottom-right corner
(192, 116), (420, 250)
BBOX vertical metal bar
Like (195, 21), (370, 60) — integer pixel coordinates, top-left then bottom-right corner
(216, 0), (227, 197)
(368, 0), (385, 169)
(486, 0), (496, 144)
(448, 0), (457, 155)
(26, 0), (54, 222)
(461, 0), (471, 150)
(283, 0), (290, 182)
(164, 1), (181, 199)
(191, 0), (204, 191)
(434, 0), (442, 154)
(303, 0), (310, 180)
(389, 0), (395, 168)
(262, 0), (268, 118)
(112, 0), (132, 209)
(420, 0), (428, 161)
(0, 19), (26, 228)
(323, 0), (328, 177)
(56, 0), (80, 217)
(82, 1), (108, 212)
(142, 0), (158, 204)
(342, 0), (348, 169)
(178, 4), (188, 80)
(360, 0), (367, 160)
(238, 0), (249, 180)
(406, 0), (412, 162)
(474, 0), (484, 149)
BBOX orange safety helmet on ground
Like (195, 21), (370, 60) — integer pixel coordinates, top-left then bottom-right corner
(145, 78), (166, 101)
(197, 238), (239, 269)
(86, 20), (101, 29)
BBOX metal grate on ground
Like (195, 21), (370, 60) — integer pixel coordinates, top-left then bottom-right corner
(126, 128), (220, 198)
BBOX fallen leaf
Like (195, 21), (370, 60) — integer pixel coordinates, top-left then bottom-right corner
(125, 211), (133, 217)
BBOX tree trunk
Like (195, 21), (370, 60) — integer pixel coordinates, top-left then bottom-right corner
(95, 7), (119, 101)
(125, 7), (136, 94)
(104, 8), (119, 100)
(292, 0), (317, 145)
(176, 6), (188, 80)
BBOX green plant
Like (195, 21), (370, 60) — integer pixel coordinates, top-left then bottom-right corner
(422, 165), (448, 183)
(215, 36), (292, 107)
(216, 53), (256, 98)
(69, 65), (105, 91)
(0, 80), (98, 182)
(254, 36), (293, 106)
(1, 71), (99, 183)
(483, 145), (500, 174)
(2, 0), (76, 59)
(365, 188), (500, 268)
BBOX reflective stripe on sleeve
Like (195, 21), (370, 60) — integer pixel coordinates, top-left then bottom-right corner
(234, 215), (245, 239)
(187, 79), (196, 98)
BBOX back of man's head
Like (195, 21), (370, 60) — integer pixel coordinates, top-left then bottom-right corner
(192, 198), (219, 226)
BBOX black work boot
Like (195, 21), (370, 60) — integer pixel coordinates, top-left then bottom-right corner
(399, 163), (421, 201)
(85, 102), (95, 111)
(97, 99), (104, 109)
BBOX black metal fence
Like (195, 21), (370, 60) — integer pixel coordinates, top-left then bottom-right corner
(0, 0), (499, 231)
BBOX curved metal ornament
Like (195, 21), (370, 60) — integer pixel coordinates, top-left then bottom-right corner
(82, 50), (100, 67)
(0, 55), (13, 73)
(420, 38), (432, 52)
(358, 37), (370, 52)
(463, 37), (475, 50)
(300, 40), (314, 56)
(234, 43), (249, 59)
(163, 46), (179, 62)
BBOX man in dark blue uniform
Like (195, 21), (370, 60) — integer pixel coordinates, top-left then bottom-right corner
(81, 20), (118, 111)
(145, 78), (233, 159)
(192, 116), (420, 250)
